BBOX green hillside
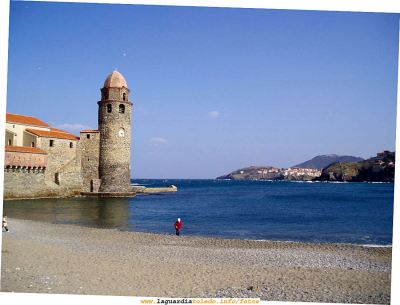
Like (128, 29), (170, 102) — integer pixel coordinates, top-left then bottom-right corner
(293, 154), (364, 170)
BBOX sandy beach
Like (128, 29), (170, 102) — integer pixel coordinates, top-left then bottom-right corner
(1, 218), (392, 303)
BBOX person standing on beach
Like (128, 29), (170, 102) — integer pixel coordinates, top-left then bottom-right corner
(2, 214), (9, 232)
(174, 218), (182, 236)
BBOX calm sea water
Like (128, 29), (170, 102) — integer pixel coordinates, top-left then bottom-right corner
(2, 179), (394, 246)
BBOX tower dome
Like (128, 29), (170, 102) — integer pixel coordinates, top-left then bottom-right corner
(103, 70), (127, 88)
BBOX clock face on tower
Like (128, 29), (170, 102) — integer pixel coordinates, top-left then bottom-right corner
(119, 129), (125, 137)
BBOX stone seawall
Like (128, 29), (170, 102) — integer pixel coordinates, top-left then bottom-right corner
(4, 173), (177, 199)
(81, 192), (136, 198)
(140, 186), (178, 193)
(3, 169), (47, 199)
(3, 167), (82, 199)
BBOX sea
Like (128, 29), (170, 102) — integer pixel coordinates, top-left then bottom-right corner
(2, 179), (395, 246)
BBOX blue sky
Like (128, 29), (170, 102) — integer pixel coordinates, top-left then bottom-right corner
(3, 1), (400, 179)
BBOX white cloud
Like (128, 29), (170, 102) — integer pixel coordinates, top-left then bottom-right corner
(56, 123), (93, 134)
(208, 111), (219, 118)
(149, 137), (168, 147)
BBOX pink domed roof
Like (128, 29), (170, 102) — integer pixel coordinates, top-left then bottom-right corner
(103, 70), (127, 88)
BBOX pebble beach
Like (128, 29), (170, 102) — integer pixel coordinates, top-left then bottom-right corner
(1, 218), (392, 303)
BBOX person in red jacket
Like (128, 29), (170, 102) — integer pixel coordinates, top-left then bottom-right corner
(174, 218), (182, 236)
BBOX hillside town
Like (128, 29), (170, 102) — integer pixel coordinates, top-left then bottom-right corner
(221, 166), (323, 181)
(250, 167), (322, 178)
(368, 151), (395, 172)
(217, 151), (395, 181)
(282, 167), (322, 177)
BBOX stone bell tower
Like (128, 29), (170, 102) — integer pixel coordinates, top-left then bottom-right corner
(98, 69), (132, 193)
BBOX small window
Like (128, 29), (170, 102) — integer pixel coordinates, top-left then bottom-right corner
(12, 125), (15, 128)
(7, 139), (11, 145)
(87, 134), (90, 139)
(123, 93), (126, 101)
(107, 104), (112, 113)
(31, 142), (35, 148)
(103, 91), (108, 100)
(70, 142), (73, 148)
(119, 104), (125, 113)
(55, 173), (60, 185)
(50, 140), (54, 147)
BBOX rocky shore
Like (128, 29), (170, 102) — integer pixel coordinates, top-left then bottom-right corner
(1, 218), (392, 303)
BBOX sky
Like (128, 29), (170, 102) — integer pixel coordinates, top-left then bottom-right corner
(0, 2), (400, 305)
(2, 0), (400, 179)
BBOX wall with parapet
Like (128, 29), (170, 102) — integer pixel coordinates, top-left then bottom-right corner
(4, 145), (82, 199)
(4, 149), (47, 168)
(3, 167), (47, 199)
(3, 166), (83, 199)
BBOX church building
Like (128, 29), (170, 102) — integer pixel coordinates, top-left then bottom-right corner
(4, 70), (135, 199)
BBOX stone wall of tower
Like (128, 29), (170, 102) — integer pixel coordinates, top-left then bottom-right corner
(109, 88), (120, 100)
(98, 100), (132, 193)
(101, 87), (130, 102)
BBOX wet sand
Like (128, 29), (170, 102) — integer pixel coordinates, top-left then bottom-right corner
(0, 218), (392, 303)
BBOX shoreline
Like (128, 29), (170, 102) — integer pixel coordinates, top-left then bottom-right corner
(4, 217), (393, 249)
(1, 215), (393, 248)
(1, 218), (392, 303)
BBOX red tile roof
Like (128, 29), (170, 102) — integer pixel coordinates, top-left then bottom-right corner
(50, 127), (70, 134)
(5, 145), (47, 154)
(6, 113), (50, 128)
(26, 128), (80, 140)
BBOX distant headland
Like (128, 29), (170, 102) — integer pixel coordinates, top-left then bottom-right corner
(216, 152), (395, 183)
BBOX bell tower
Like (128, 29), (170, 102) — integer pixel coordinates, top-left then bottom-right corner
(98, 69), (132, 193)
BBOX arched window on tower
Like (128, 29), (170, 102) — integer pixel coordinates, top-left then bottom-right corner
(119, 104), (125, 114)
(123, 93), (126, 101)
(107, 104), (112, 113)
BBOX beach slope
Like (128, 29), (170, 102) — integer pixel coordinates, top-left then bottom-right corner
(1, 218), (391, 303)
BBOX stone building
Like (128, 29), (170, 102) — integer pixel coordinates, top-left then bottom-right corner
(4, 70), (135, 199)
(98, 70), (132, 193)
